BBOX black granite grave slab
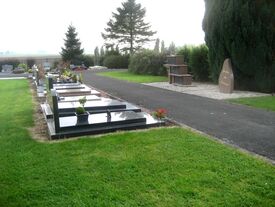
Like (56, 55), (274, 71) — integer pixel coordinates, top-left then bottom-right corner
(57, 88), (92, 96)
(60, 111), (146, 129)
(43, 88), (166, 139)
(53, 82), (80, 87)
(58, 98), (126, 113)
(46, 111), (164, 139)
(58, 95), (101, 102)
(54, 84), (86, 90)
(57, 103), (140, 117)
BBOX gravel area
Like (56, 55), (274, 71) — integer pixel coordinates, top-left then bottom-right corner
(143, 82), (270, 100)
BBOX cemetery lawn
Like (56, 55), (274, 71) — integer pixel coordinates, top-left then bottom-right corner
(1, 80), (275, 207)
(229, 96), (275, 112)
(97, 70), (168, 83)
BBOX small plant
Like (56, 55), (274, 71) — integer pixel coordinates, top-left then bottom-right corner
(78, 73), (83, 83)
(72, 74), (78, 82)
(152, 108), (167, 119)
(76, 96), (87, 115)
(76, 107), (85, 114)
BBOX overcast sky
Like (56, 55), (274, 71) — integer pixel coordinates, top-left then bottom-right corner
(0, 0), (205, 55)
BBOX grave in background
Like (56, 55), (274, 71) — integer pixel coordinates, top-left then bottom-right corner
(164, 55), (192, 85)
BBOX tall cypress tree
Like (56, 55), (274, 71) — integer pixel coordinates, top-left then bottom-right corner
(60, 25), (84, 65)
(94, 46), (100, 66)
(203, 0), (275, 92)
(102, 0), (156, 54)
(154, 38), (160, 53)
(160, 40), (165, 54)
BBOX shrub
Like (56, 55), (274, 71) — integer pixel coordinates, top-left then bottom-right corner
(189, 44), (210, 81)
(81, 55), (94, 67)
(17, 63), (28, 71)
(177, 45), (194, 64)
(103, 55), (129, 69)
(129, 50), (167, 75)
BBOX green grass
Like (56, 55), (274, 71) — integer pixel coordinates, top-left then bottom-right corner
(97, 70), (168, 83)
(1, 80), (275, 207)
(229, 96), (275, 111)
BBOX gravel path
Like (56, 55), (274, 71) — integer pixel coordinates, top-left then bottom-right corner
(144, 82), (269, 100)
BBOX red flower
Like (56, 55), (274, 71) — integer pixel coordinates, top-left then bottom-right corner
(153, 108), (167, 119)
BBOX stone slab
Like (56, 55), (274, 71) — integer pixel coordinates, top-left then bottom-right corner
(46, 111), (164, 139)
(54, 84), (86, 90)
(219, 58), (234, 93)
(57, 101), (142, 117)
(56, 88), (92, 96)
(58, 98), (126, 113)
(53, 82), (81, 87)
(41, 103), (53, 119)
(59, 111), (146, 128)
(167, 55), (184, 65)
(58, 95), (101, 102)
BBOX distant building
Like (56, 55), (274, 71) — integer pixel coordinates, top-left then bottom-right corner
(0, 55), (61, 69)
(2, 64), (13, 72)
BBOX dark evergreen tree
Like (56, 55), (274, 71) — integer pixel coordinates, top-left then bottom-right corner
(26, 58), (35, 68)
(60, 25), (84, 65)
(102, 0), (156, 54)
(203, 0), (275, 92)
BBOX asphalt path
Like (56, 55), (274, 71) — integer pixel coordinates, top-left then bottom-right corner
(83, 70), (275, 161)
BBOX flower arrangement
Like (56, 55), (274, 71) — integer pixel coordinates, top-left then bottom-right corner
(152, 108), (167, 119)
(76, 96), (87, 115)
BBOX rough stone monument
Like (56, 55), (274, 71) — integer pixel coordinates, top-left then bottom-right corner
(219, 58), (234, 93)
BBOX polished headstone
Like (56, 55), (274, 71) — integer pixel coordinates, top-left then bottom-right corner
(56, 87), (92, 96)
(53, 82), (81, 87)
(58, 98), (126, 113)
(57, 100), (141, 117)
(59, 111), (146, 128)
(54, 84), (86, 90)
(58, 95), (101, 102)
(219, 58), (234, 93)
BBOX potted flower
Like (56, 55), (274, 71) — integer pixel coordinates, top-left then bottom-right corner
(75, 96), (89, 124)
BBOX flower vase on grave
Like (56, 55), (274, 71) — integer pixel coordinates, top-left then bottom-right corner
(76, 111), (89, 125)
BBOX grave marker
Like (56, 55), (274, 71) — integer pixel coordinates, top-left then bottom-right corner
(219, 58), (234, 93)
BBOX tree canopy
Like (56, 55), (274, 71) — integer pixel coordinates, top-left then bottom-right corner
(102, 0), (156, 54)
(203, 0), (275, 92)
(60, 25), (84, 65)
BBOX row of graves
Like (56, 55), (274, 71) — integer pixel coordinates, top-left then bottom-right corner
(35, 71), (165, 139)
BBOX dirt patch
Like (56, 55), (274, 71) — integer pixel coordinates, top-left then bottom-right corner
(28, 81), (49, 142)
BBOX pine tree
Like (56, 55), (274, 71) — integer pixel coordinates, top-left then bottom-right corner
(154, 38), (160, 53)
(60, 25), (84, 65)
(203, 0), (275, 92)
(102, 0), (156, 54)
